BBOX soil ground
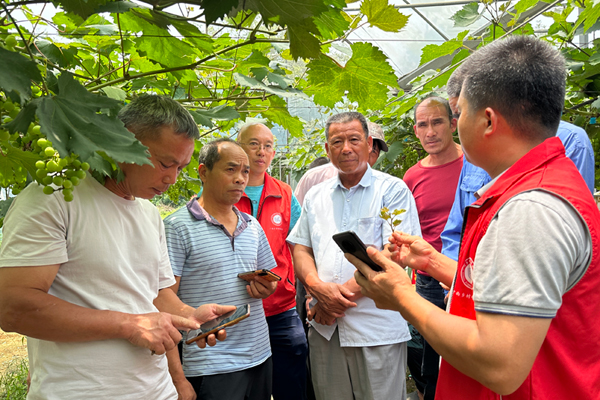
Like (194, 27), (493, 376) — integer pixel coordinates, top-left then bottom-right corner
(0, 329), (27, 377)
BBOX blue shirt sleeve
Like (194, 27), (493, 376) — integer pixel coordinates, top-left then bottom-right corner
(440, 157), (491, 261)
(556, 121), (595, 194)
(289, 193), (302, 234)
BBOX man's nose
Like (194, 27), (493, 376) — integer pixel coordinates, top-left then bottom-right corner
(163, 168), (179, 185)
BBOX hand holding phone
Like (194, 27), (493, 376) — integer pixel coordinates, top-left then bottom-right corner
(238, 269), (281, 282)
(185, 304), (250, 345)
(332, 230), (383, 272)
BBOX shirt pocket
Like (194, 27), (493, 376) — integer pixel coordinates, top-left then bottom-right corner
(461, 171), (490, 193)
(356, 217), (384, 250)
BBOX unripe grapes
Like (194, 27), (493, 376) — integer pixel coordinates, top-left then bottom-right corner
(32, 125), (41, 136)
(3, 101), (15, 112)
(42, 176), (53, 185)
(4, 35), (17, 48)
(63, 179), (73, 189)
(75, 170), (86, 179)
(72, 159), (82, 169)
(44, 147), (55, 157)
(35, 168), (47, 179)
(53, 176), (64, 186)
(63, 192), (74, 202)
(12, 187), (21, 195)
(35, 160), (45, 169)
(58, 158), (68, 168)
(42, 186), (54, 195)
(37, 138), (48, 148)
(46, 160), (59, 172)
(81, 162), (90, 171)
(70, 176), (80, 186)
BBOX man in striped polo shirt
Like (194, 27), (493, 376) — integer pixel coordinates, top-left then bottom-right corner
(164, 138), (278, 400)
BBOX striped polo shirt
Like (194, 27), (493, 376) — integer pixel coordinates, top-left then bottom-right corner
(164, 198), (276, 377)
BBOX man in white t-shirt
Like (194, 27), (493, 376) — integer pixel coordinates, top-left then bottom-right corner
(0, 95), (234, 400)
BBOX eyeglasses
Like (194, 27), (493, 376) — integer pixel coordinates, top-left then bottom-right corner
(240, 142), (274, 152)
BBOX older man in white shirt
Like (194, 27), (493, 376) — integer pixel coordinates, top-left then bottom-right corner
(287, 112), (420, 400)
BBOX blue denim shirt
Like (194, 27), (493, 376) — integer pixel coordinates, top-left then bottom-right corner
(440, 121), (595, 262)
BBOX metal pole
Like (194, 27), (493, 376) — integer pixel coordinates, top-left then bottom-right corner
(344, 0), (510, 12)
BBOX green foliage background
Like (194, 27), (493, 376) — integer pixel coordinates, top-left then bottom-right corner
(0, 0), (600, 222)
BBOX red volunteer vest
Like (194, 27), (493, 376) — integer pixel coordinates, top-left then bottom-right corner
(236, 173), (296, 317)
(436, 137), (600, 399)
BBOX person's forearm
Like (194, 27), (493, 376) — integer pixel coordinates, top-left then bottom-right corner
(154, 287), (195, 318)
(342, 277), (363, 301)
(0, 286), (134, 342)
(425, 251), (457, 288)
(293, 245), (321, 294)
(393, 286), (545, 394)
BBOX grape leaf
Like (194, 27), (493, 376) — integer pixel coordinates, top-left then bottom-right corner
(189, 105), (241, 128)
(55, 0), (110, 18)
(234, 73), (309, 99)
(450, 2), (481, 27)
(202, 0), (241, 25)
(361, 0), (409, 32)
(0, 144), (39, 183)
(96, 1), (140, 13)
(34, 40), (78, 68)
(419, 31), (469, 66)
(514, 0), (539, 14)
(36, 73), (151, 167)
(261, 96), (304, 138)
(314, 8), (350, 39)
(5, 99), (39, 135)
(0, 198), (15, 221)
(0, 48), (43, 104)
(101, 86), (127, 101)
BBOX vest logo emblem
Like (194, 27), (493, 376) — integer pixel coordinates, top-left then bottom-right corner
(460, 257), (474, 290)
(271, 213), (283, 226)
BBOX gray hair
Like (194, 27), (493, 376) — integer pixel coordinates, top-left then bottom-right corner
(461, 35), (566, 139)
(447, 64), (467, 99)
(118, 95), (200, 141)
(198, 138), (240, 172)
(325, 112), (369, 140)
(414, 97), (453, 122)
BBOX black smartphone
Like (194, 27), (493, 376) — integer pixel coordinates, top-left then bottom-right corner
(185, 304), (250, 345)
(332, 230), (383, 272)
(238, 269), (281, 282)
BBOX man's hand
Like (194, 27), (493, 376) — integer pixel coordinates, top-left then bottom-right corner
(125, 312), (199, 355)
(190, 303), (236, 348)
(350, 247), (413, 312)
(173, 376), (196, 400)
(245, 276), (277, 299)
(307, 302), (336, 326)
(309, 281), (357, 316)
(389, 231), (436, 273)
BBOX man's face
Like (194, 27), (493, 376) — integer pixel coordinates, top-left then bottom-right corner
(120, 126), (194, 200)
(368, 141), (381, 167)
(200, 143), (250, 206)
(238, 124), (275, 176)
(413, 102), (457, 156)
(326, 120), (372, 176)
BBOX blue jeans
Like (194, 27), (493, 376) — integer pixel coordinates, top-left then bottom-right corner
(266, 308), (308, 400)
(416, 274), (446, 400)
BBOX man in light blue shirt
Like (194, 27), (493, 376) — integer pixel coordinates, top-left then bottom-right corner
(441, 67), (595, 262)
(287, 112), (421, 400)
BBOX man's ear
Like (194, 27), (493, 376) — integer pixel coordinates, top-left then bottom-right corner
(325, 142), (330, 156)
(198, 164), (208, 184)
(367, 135), (373, 153)
(450, 117), (458, 133)
(484, 107), (498, 138)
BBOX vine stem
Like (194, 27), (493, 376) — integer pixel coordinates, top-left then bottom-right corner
(87, 38), (289, 92)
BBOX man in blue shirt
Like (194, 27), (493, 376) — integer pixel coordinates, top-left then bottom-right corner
(441, 66), (596, 262)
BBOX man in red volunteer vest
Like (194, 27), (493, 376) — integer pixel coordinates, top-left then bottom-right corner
(235, 123), (308, 400)
(347, 35), (600, 399)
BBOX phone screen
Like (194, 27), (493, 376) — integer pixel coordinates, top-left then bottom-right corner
(332, 230), (383, 272)
(185, 304), (250, 344)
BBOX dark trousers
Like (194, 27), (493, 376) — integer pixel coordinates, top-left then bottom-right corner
(416, 274), (447, 400)
(187, 358), (272, 400)
(266, 309), (309, 400)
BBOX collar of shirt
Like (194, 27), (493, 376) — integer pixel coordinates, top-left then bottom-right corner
(331, 164), (373, 192)
(474, 170), (506, 199)
(186, 197), (251, 238)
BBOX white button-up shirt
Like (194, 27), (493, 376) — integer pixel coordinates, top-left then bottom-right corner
(288, 166), (421, 347)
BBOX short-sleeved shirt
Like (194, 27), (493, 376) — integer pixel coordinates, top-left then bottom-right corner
(287, 166), (421, 347)
(294, 163), (338, 205)
(0, 176), (177, 400)
(164, 199), (276, 376)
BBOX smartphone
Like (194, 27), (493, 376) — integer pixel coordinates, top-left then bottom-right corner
(185, 304), (251, 345)
(237, 269), (281, 282)
(332, 230), (383, 272)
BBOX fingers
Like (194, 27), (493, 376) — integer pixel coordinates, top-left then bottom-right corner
(171, 314), (201, 331)
(337, 286), (358, 308)
(391, 231), (420, 246)
(246, 278), (276, 299)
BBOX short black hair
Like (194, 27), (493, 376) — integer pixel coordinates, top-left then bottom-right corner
(308, 156), (330, 169)
(447, 64), (466, 99)
(461, 35), (565, 140)
(198, 138), (240, 171)
(118, 95), (199, 141)
(325, 112), (369, 140)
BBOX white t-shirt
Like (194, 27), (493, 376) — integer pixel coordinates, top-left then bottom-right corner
(0, 176), (177, 400)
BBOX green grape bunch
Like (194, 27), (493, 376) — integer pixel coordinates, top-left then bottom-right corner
(380, 207), (406, 232)
(33, 138), (90, 202)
